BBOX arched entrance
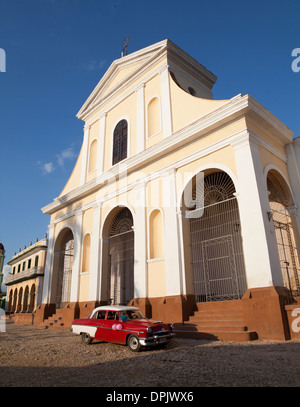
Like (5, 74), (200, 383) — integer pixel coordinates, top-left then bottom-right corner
(29, 284), (36, 312)
(23, 285), (29, 312)
(52, 228), (74, 308)
(182, 170), (247, 302)
(267, 169), (300, 296)
(102, 207), (134, 305)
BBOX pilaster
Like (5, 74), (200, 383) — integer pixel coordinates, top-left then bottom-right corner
(232, 132), (283, 288)
(162, 168), (182, 296)
(136, 84), (145, 153)
(41, 224), (55, 304)
(89, 203), (102, 301)
(80, 124), (90, 185)
(70, 211), (83, 302)
(134, 181), (147, 298)
(97, 113), (106, 176)
(160, 66), (172, 139)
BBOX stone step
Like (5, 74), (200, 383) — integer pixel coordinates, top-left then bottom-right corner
(179, 299), (257, 342)
(193, 310), (244, 317)
(195, 300), (243, 312)
(176, 324), (248, 332)
(175, 329), (258, 342)
(189, 315), (243, 323)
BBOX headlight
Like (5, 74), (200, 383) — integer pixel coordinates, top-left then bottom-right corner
(170, 324), (174, 331)
(147, 327), (152, 334)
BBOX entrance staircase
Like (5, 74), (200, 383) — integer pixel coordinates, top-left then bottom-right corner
(39, 309), (70, 330)
(175, 300), (258, 342)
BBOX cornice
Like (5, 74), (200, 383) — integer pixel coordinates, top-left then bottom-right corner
(7, 245), (48, 265)
(42, 93), (293, 216)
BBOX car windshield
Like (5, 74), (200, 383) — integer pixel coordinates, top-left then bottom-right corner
(120, 309), (145, 321)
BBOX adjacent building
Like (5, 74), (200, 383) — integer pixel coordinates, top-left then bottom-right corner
(5, 237), (48, 315)
(0, 243), (5, 309)
(25, 39), (300, 339)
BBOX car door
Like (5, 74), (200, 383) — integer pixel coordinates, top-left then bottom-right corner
(104, 311), (125, 344)
(89, 310), (106, 340)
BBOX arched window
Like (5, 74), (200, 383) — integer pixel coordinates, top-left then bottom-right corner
(112, 119), (128, 165)
(82, 233), (91, 273)
(147, 97), (161, 138)
(88, 139), (98, 173)
(149, 209), (164, 259)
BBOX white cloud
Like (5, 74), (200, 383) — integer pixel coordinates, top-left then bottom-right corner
(37, 145), (77, 175)
(57, 147), (76, 166)
(43, 162), (54, 174)
(83, 59), (107, 72)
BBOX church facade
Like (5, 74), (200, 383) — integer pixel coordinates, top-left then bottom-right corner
(36, 39), (300, 339)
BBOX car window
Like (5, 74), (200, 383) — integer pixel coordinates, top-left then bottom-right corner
(120, 310), (145, 320)
(106, 311), (119, 320)
(97, 311), (106, 319)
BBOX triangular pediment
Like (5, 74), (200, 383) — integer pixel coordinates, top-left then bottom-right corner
(77, 39), (169, 121)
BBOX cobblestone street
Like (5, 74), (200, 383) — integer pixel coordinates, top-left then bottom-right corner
(0, 321), (300, 387)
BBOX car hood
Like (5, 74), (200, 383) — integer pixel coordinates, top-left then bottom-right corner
(124, 319), (171, 332)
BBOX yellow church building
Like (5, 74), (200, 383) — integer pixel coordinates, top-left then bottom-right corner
(33, 39), (300, 340)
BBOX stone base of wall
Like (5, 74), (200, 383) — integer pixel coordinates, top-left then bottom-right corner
(241, 286), (292, 340)
(9, 286), (299, 341)
(285, 298), (300, 340)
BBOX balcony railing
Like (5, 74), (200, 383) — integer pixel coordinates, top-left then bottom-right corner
(5, 266), (45, 285)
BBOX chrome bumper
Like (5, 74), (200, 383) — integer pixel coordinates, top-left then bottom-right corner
(139, 333), (175, 347)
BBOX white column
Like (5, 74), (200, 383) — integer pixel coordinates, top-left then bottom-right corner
(162, 169), (182, 296)
(80, 125), (90, 185)
(232, 133), (283, 288)
(134, 181), (147, 298)
(97, 113), (106, 176)
(36, 276), (44, 307)
(177, 211), (187, 295)
(42, 224), (55, 304)
(136, 84), (145, 154)
(70, 211), (83, 302)
(160, 66), (172, 139)
(89, 203), (102, 301)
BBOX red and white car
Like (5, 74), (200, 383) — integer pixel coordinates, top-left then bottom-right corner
(71, 305), (175, 352)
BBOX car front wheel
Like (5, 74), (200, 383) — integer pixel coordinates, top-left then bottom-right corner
(127, 335), (141, 352)
(81, 332), (93, 345)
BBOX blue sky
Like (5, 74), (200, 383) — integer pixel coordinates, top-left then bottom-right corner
(0, 0), (299, 282)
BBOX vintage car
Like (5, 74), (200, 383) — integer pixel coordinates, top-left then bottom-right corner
(71, 305), (175, 351)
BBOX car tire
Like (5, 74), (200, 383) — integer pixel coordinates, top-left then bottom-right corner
(81, 332), (93, 345)
(127, 335), (141, 352)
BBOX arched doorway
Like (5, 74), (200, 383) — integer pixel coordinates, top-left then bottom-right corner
(267, 169), (300, 296)
(17, 287), (23, 312)
(29, 284), (36, 312)
(12, 288), (17, 312)
(103, 207), (134, 305)
(53, 228), (74, 308)
(23, 285), (29, 312)
(182, 170), (247, 302)
(7, 290), (12, 312)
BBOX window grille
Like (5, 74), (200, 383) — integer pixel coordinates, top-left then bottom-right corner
(108, 208), (134, 305)
(112, 119), (127, 165)
(188, 172), (247, 302)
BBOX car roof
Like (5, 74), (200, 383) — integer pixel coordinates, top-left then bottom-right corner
(92, 305), (139, 313)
